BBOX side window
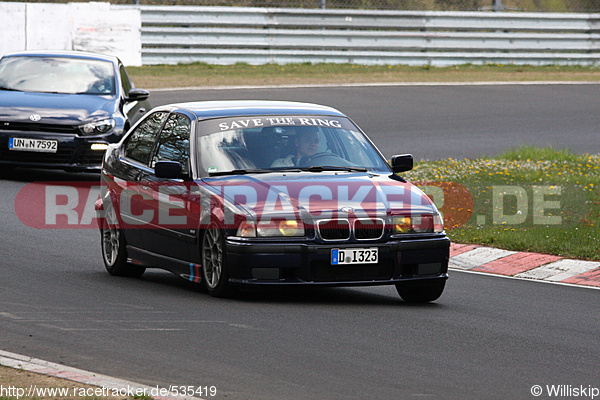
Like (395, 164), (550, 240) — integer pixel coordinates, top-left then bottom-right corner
(124, 111), (168, 165)
(119, 64), (133, 95)
(152, 113), (191, 175)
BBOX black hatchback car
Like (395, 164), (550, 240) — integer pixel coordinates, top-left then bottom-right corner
(0, 51), (150, 172)
(96, 101), (450, 302)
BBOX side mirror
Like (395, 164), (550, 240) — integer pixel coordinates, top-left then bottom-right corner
(155, 161), (183, 179)
(390, 154), (413, 173)
(126, 88), (150, 102)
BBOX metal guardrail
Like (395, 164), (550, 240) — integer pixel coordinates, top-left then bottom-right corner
(114, 5), (600, 66)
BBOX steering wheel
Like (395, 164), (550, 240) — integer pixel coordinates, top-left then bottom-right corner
(89, 79), (112, 94)
(298, 152), (352, 167)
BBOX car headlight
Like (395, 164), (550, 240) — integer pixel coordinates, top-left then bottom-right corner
(236, 219), (305, 238)
(236, 221), (257, 238)
(79, 119), (115, 135)
(392, 213), (444, 234)
(273, 220), (304, 237)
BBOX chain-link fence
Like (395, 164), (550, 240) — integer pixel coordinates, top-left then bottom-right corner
(4, 0), (600, 12)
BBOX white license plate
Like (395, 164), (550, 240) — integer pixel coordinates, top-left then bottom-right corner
(331, 248), (378, 265)
(9, 137), (58, 153)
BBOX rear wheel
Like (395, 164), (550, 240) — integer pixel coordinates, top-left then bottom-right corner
(396, 280), (445, 303)
(201, 223), (234, 297)
(101, 202), (145, 277)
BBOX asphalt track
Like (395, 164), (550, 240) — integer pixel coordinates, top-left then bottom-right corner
(151, 82), (600, 160)
(1, 83), (600, 399)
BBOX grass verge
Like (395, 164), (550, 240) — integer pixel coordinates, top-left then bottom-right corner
(405, 145), (600, 260)
(0, 365), (149, 400)
(128, 63), (600, 89)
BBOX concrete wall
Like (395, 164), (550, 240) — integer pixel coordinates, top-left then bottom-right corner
(0, 2), (142, 66)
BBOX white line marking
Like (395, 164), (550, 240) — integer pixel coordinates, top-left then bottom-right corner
(515, 259), (600, 281)
(0, 312), (22, 320)
(36, 324), (186, 331)
(450, 267), (600, 291)
(450, 247), (516, 270)
(152, 81), (600, 92)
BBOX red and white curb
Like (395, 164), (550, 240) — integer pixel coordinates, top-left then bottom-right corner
(450, 243), (600, 288)
(0, 350), (200, 400)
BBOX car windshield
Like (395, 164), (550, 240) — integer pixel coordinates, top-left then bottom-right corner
(0, 56), (116, 95)
(196, 115), (391, 176)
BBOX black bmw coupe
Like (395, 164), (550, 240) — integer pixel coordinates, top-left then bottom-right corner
(96, 100), (450, 302)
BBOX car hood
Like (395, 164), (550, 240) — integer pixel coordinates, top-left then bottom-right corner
(203, 172), (437, 221)
(0, 90), (116, 124)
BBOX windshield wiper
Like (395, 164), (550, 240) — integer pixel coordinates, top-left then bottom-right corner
(0, 86), (21, 92)
(208, 168), (277, 177)
(300, 166), (368, 173)
(208, 166), (369, 177)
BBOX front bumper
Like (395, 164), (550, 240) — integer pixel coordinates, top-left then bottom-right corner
(0, 132), (112, 171)
(225, 235), (450, 286)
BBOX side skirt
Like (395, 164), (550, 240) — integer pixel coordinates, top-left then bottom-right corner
(126, 246), (203, 284)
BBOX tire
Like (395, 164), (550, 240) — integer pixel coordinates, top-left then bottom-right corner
(396, 280), (446, 303)
(201, 222), (234, 297)
(101, 202), (145, 277)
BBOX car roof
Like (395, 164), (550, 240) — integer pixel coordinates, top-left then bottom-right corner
(162, 100), (347, 120)
(1, 50), (118, 64)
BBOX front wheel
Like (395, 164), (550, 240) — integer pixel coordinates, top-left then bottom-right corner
(101, 202), (145, 277)
(201, 223), (234, 297)
(396, 280), (446, 303)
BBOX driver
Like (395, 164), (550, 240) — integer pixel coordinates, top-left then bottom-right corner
(271, 127), (320, 167)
